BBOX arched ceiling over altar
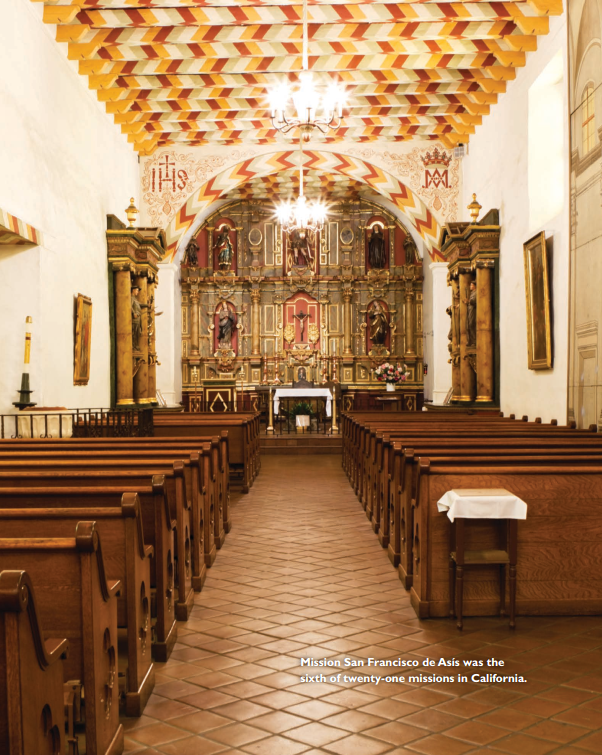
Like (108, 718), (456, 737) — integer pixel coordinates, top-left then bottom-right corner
(217, 168), (383, 203)
(38, 0), (561, 156)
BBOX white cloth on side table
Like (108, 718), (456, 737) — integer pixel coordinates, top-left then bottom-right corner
(273, 388), (333, 417)
(437, 488), (528, 523)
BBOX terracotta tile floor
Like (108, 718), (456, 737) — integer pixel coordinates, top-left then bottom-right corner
(125, 456), (602, 755)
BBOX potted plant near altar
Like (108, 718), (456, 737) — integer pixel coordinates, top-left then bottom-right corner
(289, 401), (314, 433)
(374, 362), (410, 392)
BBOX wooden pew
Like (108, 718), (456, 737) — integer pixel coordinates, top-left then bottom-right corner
(0, 454), (200, 621)
(0, 465), (194, 622)
(0, 522), (123, 755)
(392, 447), (602, 589)
(0, 495), (154, 716)
(0, 570), (71, 755)
(378, 433), (602, 559)
(0, 478), (177, 662)
(411, 460), (602, 619)
(0, 438), (226, 564)
(0, 434), (231, 535)
(152, 414), (258, 493)
(356, 422), (598, 523)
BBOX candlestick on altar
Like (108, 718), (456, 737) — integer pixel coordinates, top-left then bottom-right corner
(332, 356), (339, 384)
(273, 352), (282, 385)
(262, 356), (268, 385)
(267, 387), (275, 434)
(321, 356), (328, 385)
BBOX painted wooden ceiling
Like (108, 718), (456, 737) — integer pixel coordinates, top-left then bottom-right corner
(218, 168), (381, 202)
(36, 0), (561, 155)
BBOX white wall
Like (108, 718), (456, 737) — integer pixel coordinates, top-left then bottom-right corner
(0, 0), (139, 413)
(461, 14), (570, 422)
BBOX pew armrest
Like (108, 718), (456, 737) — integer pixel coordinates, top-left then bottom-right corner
(45, 636), (69, 661)
(107, 578), (122, 598)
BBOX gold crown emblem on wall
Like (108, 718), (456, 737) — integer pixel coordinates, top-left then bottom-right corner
(421, 147), (452, 169)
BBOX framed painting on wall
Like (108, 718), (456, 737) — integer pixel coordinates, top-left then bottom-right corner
(74, 294), (92, 385)
(523, 232), (552, 369)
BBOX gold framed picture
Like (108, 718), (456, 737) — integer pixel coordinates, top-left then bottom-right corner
(74, 294), (92, 385)
(523, 232), (552, 369)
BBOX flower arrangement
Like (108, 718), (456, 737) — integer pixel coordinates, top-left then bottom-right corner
(289, 401), (314, 417)
(374, 363), (410, 385)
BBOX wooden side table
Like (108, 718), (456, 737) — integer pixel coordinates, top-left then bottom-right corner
(438, 488), (526, 630)
(449, 518), (518, 630)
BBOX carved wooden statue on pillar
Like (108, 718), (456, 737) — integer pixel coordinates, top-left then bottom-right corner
(441, 203), (500, 405)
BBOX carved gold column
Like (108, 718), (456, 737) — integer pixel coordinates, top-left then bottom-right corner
(134, 272), (150, 403)
(342, 288), (353, 356)
(207, 226), (215, 271)
(115, 266), (135, 405)
(458, 268), (476, 401)
(476, 261), (494, 402)
(450, 276), (461, 400)
(147, 274), (157, 404)
(250, 289), (261, 356)
(404, 275), (416, 357)
(189, 286), (200, 359)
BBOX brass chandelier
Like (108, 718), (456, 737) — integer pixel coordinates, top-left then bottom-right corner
(268, 0), (346, 142)
(275, 138), (328, 234)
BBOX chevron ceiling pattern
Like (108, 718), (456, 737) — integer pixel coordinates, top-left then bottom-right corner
(219, 169), (381, 202)
(36, 0), (561, 155)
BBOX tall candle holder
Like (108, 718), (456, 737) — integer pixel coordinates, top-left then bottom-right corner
(262, 356), (268, 385)
(273, 353), (282, 385)
(321, 355), (328, 385)
(332, 356), (339, 384)
(14, 316), (36, 410)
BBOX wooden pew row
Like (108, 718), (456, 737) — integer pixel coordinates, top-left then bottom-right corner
(0, 570), (72, 755)
(0, 457), (202, 605)
(0, 434), (230, 541)
(348, 414), (585, 491)
(0, 479), (177, 662)
(0, 496), (155, 717)
(358, 424), (602, 543)
(372, 433), (602, 549)
(0, 522), (123, 755)
(390, 447), (602, 590)
(151, 414), (259, 493)
(412, 461), (602, 618)
(356, 423), (599, 516)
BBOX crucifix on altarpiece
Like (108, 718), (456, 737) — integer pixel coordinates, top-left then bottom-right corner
(293, 310), (312, 342)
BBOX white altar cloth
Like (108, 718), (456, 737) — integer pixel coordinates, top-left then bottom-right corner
(437, 489), (528, 523)
(273, 388), (333, 417)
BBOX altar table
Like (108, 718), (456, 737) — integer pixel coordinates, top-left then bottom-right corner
(273, 388), (333, 417)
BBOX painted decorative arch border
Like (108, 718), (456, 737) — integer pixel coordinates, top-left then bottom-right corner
(164, 149), (443, 262)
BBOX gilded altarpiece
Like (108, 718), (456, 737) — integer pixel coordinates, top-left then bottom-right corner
(179, 198), (424, 408)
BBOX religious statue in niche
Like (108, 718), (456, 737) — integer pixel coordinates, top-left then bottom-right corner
(368, 301), (389, 345)
(289, 228), (313, 268)
(465, 280), (477, 347)
(452, 287), (461, 346)
(368, 223), (386, 269)
(183, 237), (199, 267)
(404, 235), (418, 265)
(214, 225), (234, 271)
(217, 301), (236, 349)
(131, 284), (142, 352)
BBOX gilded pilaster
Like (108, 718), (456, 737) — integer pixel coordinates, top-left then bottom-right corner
(114, 266), (135, 406)
(459, 267), (476, 402)
(134, 272), (150, 403)
(476, 260), (495, 402)
(250, 289), (261, 356)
